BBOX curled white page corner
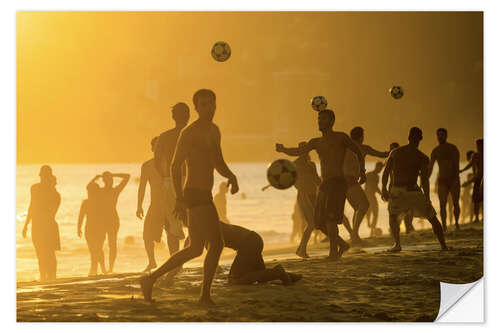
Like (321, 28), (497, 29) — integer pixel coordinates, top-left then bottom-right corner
(436, 278), (484, 322)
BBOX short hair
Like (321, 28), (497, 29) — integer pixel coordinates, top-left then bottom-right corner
(390, 142), (400, 149)
(172, 102), (189, 118)
(409, 127), (423, 142)
(193, 89), (216, 106)
(437, 128), (447, 136)
(350, 127), (364, 141)
(87, 182), (99, 192)
(466, 150), (475, 160)
(318, 109), (335, 122)
(476, 138), (483, 150)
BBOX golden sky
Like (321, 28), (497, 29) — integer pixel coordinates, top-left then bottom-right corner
(17, 12), (483, 163)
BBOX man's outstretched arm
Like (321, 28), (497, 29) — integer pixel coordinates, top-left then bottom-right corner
(276, 139), (315, 157)
(362, 144), (390, 158)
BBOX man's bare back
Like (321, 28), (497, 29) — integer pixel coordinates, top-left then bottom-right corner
(155, 128), (183, 178)
(141, 159), (164, 205)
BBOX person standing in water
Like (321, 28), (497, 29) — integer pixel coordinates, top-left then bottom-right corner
(78, 178), (107, 276)
(214, 182), (231, 224)
(460, 139), (483, 223)
(22, 165), (61, 281)
(91, 171), (130, 273)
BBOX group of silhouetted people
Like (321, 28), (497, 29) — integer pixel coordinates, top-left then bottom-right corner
(285, 116), (483, 258)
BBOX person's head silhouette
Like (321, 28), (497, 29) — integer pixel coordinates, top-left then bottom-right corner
(350, 127), (364, 144)
(436, 128), (447, 144)
(193, 89), (216, 121)
(87, 182), (99, 198)
(172, 103), (190, 128)
(102, 171), (113, 187)
(408, 127), (423, 146)
(39, 165), (53, 184)
(317, 109), (335, 132)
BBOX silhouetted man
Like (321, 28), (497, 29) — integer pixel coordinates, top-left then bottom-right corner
(293, 141), (321, 258)
(220, 222), (301, 285)
(460, 138), (483, 223)
(153, 103), (191, 256)
(276, 109), (365, 260)
(429, 128), (461, 231)
(381, 127), (448, 252)
(364, 162), (383, 237)
(344, 127), (389, 244)
(137, 137), (170, 272)
(140, 89), (239, 306)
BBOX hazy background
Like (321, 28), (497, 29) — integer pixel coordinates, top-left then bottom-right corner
(17, 12), (483, 163)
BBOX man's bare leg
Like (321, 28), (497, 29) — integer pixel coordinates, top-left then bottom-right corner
(474, 202), (481, 223)
(108, 231), (118, 273)
(230, 264), (292, 285)
(143, 239), (157, 272)
(404, 212), (415, 234)
(388, 214), (401, 252)
(342, 215), (354, 239)
(296, 225), (313, 258)
(451, 187), (461, 230)
(438, 186), (449, 232)
(199, 238), (223, 306)
(427, 216), (448, 250)
(326, 223), (339, 259)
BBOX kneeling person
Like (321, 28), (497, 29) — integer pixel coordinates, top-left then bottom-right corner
(221, 222), (301, 285)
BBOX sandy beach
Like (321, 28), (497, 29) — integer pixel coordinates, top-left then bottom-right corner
(17, 221), (483, 322)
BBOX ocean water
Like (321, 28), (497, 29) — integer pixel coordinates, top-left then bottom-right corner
(16, 162), (471, 282)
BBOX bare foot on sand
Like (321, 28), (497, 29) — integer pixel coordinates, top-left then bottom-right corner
(387, 245), (402, 253)
(288, 272), (302, 283)
(296, 248), (310, 259)
(198, 296), (216, 307)
(140, 275), (154, 302)
(325, 254), (340, 261)
(273, 264), (292, 285)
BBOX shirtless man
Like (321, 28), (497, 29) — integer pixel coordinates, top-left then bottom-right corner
(220, 222), (301, 285)
(137, 137), (169, 272)
(429, 128), (461, 231)
(460, 139), (483, 223)
(364, 162), (383, 237)
(153, 103), (190, 258)
(276, 109), (365, 260)
(381, 127), (448, 252)
(344, 127), (389, 244)
(140, 89), (239, 306)
(293, 142), (322, 258)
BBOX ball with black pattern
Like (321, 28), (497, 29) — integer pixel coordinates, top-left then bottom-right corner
(390, 86), (404, 99)
(266, 159), (297, 190)
(311, 95), (328, 111)
(211, 41), (231, 62)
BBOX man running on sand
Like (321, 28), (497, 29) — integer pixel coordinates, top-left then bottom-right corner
(429, 128), (461, 231)
(276, 109), (366, 260)
(153, 103), (191, 257)
(344, 126), (389, 244)
(381, 127), (448, 252)
(140, 89), (239, 307)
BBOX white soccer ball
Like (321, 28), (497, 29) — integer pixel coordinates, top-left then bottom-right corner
(266, 159), (297, 190)
(311, 96), (328, 111)
(211, 41), (231, 62)
(390, 86), (404, 99)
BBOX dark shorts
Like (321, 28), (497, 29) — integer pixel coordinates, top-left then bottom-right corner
(472, 177), (483, 203)
(184, 188), (215, 209)
(314, 177), (348, 228)
(229, 231), (265, 280)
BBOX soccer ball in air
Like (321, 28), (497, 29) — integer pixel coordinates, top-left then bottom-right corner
(311, 96), (328, 111)
(211, 41), (231, 62)
(266, 159), (297, 190)
(390, 86), (404, 99)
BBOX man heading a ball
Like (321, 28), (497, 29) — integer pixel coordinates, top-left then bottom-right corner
(276, 109), (366, 260)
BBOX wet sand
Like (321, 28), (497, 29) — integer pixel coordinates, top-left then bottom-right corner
(17, 222), (483, 322)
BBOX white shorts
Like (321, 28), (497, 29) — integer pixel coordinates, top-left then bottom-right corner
(388, 186), (436, 219)
(163, 177), (185, 240)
